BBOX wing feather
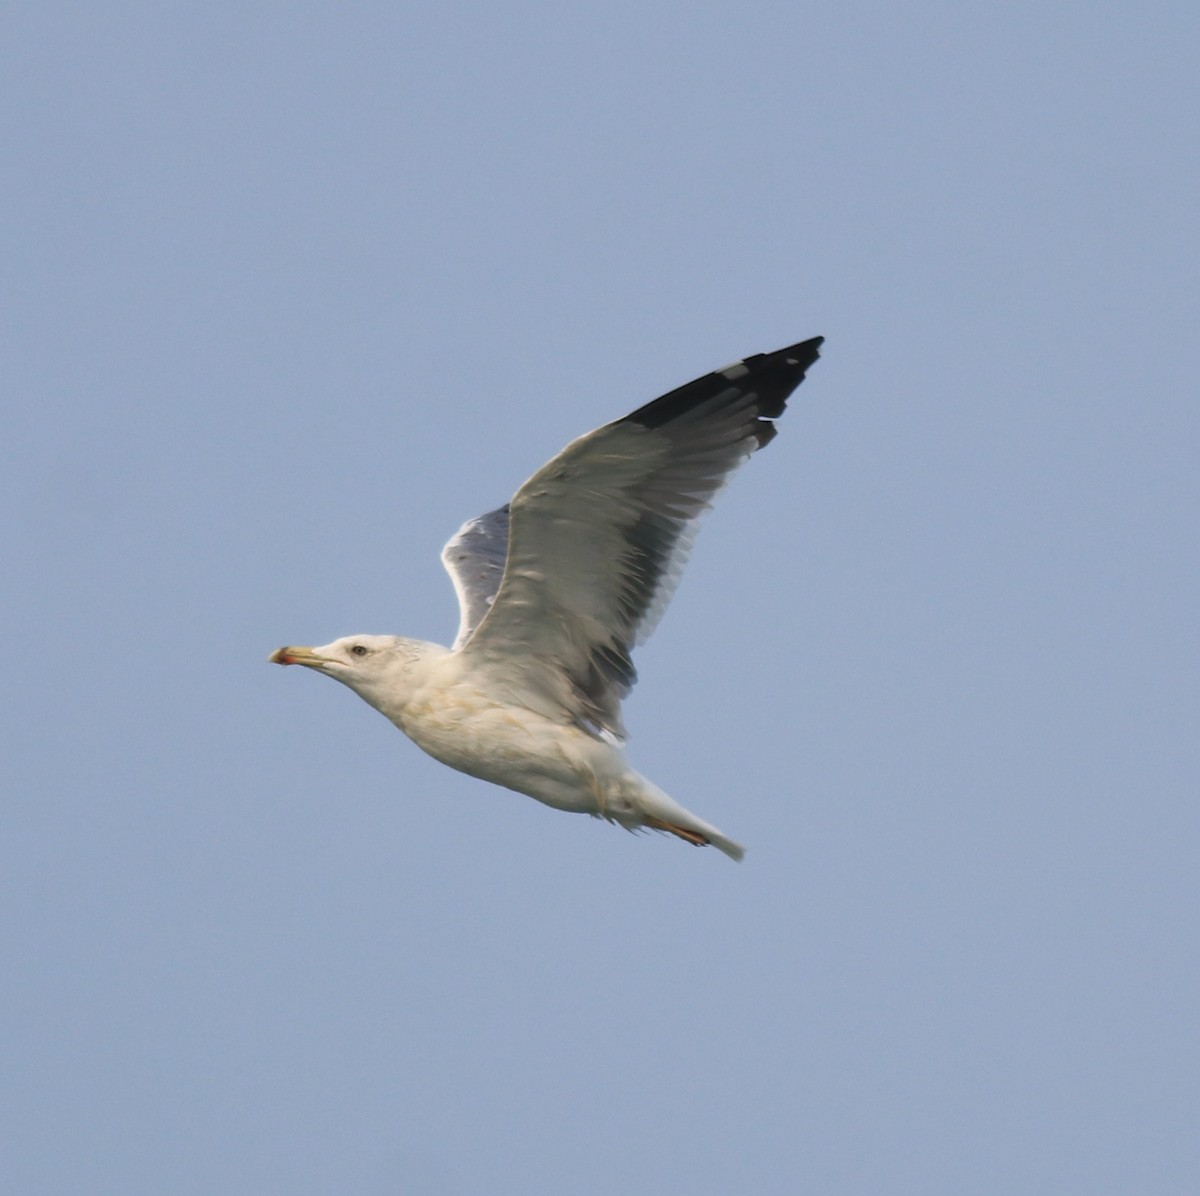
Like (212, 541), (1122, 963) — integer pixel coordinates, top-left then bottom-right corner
(440, 505), (511, 651)
(456, 337), (823, 739)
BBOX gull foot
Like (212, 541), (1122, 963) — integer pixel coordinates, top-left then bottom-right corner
(643, 816), (710, 848)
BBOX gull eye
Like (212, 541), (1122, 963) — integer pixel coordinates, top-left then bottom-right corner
(349, 644), (369, 657)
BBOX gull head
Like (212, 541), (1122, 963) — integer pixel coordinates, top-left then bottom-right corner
(269, 634), (438, 710)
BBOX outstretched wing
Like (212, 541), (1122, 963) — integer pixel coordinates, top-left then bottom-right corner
(441, 504), (511, 651)
(456, 337), (823, 741)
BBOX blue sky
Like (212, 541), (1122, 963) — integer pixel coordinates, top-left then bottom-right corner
(4, 3), (1197, 1192)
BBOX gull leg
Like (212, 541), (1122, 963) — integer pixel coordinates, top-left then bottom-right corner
(588, 765), (620, 824)
(643, 815), (710, 848)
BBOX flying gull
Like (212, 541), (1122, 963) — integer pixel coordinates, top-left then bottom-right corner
(270, 336), (823, 860)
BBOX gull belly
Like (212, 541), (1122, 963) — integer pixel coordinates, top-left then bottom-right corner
(392, 679), (631, 818)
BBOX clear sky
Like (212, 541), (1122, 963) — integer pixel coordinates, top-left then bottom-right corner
(4, 3), (1197, 1193)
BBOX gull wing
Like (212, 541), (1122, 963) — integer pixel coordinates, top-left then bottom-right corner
(441, 504), (511, 650)
(458, 337), (823, 740)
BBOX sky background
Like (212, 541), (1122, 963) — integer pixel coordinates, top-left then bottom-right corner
(4, 3), (1198, 1193)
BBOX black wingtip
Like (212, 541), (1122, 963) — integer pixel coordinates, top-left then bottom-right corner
(739, 336), (824, 419)
(620, 335), (824, 438)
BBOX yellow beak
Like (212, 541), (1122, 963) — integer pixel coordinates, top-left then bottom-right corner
(268, 646), (333, 668)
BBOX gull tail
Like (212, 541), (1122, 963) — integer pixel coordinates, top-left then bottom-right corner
(633, 778), (746, 862)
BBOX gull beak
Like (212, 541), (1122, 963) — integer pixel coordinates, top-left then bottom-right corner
(269, 646), (333, 668)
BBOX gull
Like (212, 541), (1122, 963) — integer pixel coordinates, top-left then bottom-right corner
(270, 336), (823, 860)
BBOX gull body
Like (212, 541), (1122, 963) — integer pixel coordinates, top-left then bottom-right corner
(271, 337), (824, 860)
(271, 635), (736, 853)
